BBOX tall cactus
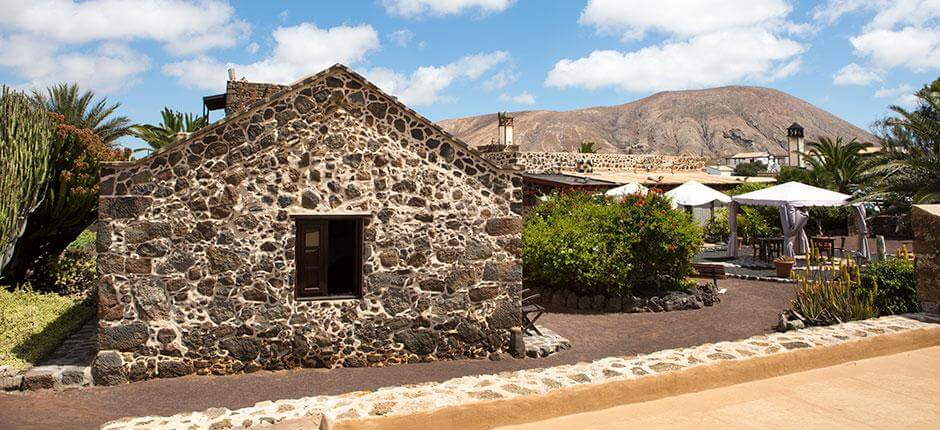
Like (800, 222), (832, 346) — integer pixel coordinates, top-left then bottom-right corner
(0, 86), (55, 274)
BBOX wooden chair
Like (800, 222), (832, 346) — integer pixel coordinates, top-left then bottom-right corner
(520, 289), (544, 335)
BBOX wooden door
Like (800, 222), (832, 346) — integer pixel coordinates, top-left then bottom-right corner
(296, 220), (328, 298)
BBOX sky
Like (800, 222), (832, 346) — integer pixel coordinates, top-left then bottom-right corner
(0, 0), (937, 153)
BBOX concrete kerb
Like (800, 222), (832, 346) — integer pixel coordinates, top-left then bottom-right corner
(330, 323), (940, 430)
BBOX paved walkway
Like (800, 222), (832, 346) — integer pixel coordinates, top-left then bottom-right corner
(500, 346), (940, 430)
(0, 279), (793, 429)
(37, 318), (97, 367)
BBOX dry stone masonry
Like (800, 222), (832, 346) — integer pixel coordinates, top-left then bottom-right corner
(913, 205), (940, 314)
(102, 314), (940, 430)
(95, 65), (523, 384)
(481, 150), (706, 174)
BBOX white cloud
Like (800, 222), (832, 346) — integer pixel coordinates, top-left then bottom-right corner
(382, 0), (514, 17)
(246, 42), (259, 54)
(874, 84), (919, 107)
(580, 0), (792, 40)
(833, 63), (884, 86)
(0, 39), (150, 93)
(163, 22), (380, 91)
(551, 0), (805, 92)
(851, 26), (940, 72)
(484, 68), (519, 90)
(499, 91), (536, 106)
(546, 29), (803, 92)
(0, 0), (249, 56)
(389, 29), (414, 47)
(364, 51), (509, 106)
(817, 1), (940, 78)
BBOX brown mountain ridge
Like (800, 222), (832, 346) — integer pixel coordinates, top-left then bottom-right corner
(438, 86), (878, 159)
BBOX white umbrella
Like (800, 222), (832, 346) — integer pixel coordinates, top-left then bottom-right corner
(664, 180), (731, 208)
(605, 182), (649, 198)
(732, 182), (850, 207)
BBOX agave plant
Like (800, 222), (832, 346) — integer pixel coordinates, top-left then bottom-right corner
(790, 247), (878, 326)
(130, 107), (208, 154)
(578, 141), (597, 153)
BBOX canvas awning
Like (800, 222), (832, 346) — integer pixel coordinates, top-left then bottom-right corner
(605, 182), (649, 197)
(664, 180), (731, 208)
(731, 182), (850, 207)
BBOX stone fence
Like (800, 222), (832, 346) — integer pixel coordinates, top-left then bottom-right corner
(482, 151), (706, 173)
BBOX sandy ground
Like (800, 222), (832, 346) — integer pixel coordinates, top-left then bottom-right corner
(499, 346), (940, 430)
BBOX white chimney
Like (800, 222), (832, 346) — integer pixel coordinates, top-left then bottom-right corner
(786, 122), (805, 167)
(497, 112), (513, 147)
(227, 68), (237, 81)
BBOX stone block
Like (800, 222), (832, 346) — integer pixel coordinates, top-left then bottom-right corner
(98, 321), (149, 351)
(22, 368), (56, 391)
(484, 217), (521, 236)
(92, 351), (127, 386)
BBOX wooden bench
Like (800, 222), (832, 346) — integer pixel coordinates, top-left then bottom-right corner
(520, 289), (544, 335)
(691, 263), (726, 288)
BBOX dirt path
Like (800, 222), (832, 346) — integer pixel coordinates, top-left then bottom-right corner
(500, 346), (940, 429)
(0, 279), (794, 430)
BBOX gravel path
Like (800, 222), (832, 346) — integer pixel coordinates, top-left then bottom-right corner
(0, 278), (795, 430)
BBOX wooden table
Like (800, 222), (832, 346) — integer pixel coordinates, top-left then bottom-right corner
(811, 236), (836, 259)
(753, 237), (784, 262)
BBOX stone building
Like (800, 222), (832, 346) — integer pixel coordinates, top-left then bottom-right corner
(94, 65), (523, 384)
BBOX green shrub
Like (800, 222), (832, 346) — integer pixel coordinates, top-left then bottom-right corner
(28, 250), (97, 300)
(703, 209), (730, 242)
(523, 191), (703, 296)
(67, 230), (96, 250)
(733, 161), (766, 177)
(0, 286), (94, 370)
(860, 258), (917, 315)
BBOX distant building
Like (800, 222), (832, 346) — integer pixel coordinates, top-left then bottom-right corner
(705, 165), (734, 176)
(724, 151), (786, 168)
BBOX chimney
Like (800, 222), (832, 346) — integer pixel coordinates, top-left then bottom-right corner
(497, 112), (513, 147)
(787, 122), (805, 168)
(227, 68), (237, 81)
(176, 132), (191, 141)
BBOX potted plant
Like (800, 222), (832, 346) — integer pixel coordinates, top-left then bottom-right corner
(774, 255), (796, 278)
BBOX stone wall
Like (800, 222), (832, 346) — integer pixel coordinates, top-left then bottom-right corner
(225, 81), (289, 116)
(483, 150), (706, 173)
(912, 205), (940, 314)
(95, 65), (523, 383)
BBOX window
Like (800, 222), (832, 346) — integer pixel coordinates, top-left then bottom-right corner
(294, 216), (364, 300)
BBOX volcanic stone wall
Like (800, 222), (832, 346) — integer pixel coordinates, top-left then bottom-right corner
(94, 66), (523, 383)
(225, 81), (288, 116)
(483, 150), (706, 173)
(913, 205), (940, 314)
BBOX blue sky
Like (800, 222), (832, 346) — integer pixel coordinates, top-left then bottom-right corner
(1, 0), (937, 152)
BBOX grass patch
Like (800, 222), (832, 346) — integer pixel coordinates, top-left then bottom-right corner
(0, 287), (94, 370)
(68, 229), (96, 249)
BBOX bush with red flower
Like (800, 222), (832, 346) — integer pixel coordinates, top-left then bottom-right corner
(524, 190), (703, 296)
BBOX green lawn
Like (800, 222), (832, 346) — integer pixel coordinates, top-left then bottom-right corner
(0, 287), (94, 370)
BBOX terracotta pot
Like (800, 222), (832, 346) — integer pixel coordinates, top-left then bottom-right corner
(774, 260), (794, 277)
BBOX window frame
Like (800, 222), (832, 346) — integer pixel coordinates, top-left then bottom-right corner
(292, 214), (367, 301)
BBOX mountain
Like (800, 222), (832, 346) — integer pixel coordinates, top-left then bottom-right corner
(438, 86), (878, 159)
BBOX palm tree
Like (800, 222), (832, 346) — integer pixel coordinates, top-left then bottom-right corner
(131, 108), (208, 154)
(31, 83), (132, 144)
(578, 141), (597, 153)
(867, 78), (940, 204)
(800, 136), (873, 194)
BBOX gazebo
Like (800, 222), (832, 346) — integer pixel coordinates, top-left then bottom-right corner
(605, 182), (649, 198)
(727, 182), (869, 259)
(664, 180), (731, 225)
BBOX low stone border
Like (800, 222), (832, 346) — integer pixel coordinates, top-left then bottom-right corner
(1, 365), (93, 392)
(102, 313), (939, 430)
(540, 284), (720, 314)
(523, 326), (570, 358)
(726, 273), (797, 283)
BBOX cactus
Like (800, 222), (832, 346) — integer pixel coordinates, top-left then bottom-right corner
(0, 86), (55, 274)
